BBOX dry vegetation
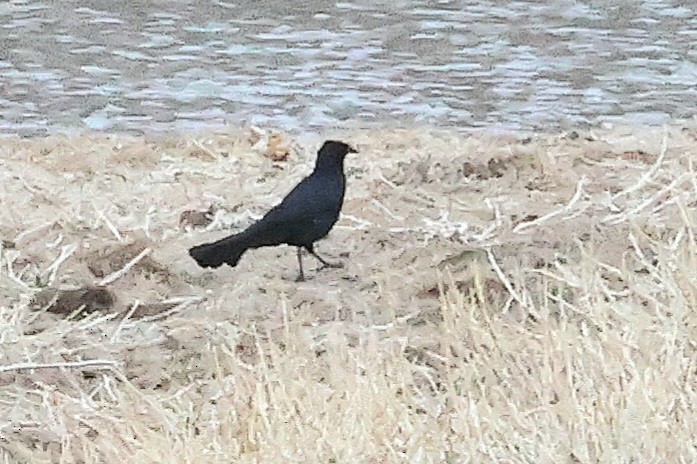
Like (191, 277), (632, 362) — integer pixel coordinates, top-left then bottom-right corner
(1, 123), (696, 462)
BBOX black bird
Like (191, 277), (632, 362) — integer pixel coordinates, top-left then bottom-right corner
(189, 140), (356, 281)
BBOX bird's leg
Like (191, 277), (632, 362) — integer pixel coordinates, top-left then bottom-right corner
(305, 244), (344, 269)
(295, 247), (306, 282)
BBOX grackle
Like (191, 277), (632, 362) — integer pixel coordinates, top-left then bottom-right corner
(189, 140), (356, 281)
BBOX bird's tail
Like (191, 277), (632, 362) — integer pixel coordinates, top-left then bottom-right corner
(188, 234), (248, 268)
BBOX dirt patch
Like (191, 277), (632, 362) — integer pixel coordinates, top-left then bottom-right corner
(31, 286), (115, 316)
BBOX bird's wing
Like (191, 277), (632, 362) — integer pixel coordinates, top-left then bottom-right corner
(262, 174), (338, 221)
(241, 176), (321, 230)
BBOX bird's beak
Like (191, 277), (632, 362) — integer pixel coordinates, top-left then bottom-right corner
(348, 145), (358, 154)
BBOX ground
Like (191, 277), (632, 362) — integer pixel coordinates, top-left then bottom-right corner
(1, 123), (696, 462)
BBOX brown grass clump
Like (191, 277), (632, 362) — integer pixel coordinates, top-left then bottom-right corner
(1, 123), (697, 462)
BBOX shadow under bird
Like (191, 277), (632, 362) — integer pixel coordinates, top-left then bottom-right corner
(188, 140), (357, 281)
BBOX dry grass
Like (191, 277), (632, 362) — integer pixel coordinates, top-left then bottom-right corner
(1, 123), (696, 462)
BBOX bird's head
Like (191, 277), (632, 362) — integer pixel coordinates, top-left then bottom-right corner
(315, 140), (357, 170)
(320, 140), (358, 157)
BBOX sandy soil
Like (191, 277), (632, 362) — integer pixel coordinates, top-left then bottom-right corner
(1, 123), (696, 462)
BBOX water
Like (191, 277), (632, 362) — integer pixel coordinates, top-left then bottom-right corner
(0, 0), (695, 136)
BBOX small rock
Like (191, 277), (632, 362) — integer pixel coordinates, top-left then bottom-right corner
(264, 133), (291, 162)
(180, 207), (215, 228)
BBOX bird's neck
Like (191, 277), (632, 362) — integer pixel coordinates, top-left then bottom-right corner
(314, 157), (344, 174)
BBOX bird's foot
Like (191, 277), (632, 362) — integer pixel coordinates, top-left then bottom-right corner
(308, 250), (344, 270)
(319, 260), (344, 270)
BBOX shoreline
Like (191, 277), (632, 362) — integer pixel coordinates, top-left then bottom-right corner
(2, 115), (696, 141)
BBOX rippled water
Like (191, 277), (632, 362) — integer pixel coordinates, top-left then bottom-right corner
(0, 0), (695, 136)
